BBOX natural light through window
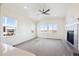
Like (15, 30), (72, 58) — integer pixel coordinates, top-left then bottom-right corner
(3, 17), (16, 27)
(40, 24), (58, 31)
(2, 16), (16, 36)
(40, 24), (47, 31)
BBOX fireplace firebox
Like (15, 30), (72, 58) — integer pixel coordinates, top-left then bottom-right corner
(67, 31), (74, 45)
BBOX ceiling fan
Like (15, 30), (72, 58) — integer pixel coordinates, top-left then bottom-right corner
(39, 9), (50, 15)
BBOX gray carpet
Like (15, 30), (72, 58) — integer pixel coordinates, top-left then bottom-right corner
(15, 38), (73, 56)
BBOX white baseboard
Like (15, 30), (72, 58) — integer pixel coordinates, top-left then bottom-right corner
(13, 36), (37, 47)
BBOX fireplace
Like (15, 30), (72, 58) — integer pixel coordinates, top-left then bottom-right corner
(67, 31), (74, 45)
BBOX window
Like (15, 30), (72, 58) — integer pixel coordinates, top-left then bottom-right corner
(40, 24), (47, 31)
(48, 24), (53, 30)
(40, 24), (58, 32)
(2, 16), (16, 36)
(48, 24), (57, 31)
(3, 16), (16, 27)
(53, 24), (57, 30)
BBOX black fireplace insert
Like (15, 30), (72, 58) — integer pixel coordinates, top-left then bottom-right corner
(67, 31), (74, 45)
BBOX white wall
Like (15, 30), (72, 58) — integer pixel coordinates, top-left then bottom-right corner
(37, 17), (66, 40)
(65, 4), (79, 50)
(0, 4), (36, 45)
(0, 19), (1, 42)
(66, 4), (79, 25)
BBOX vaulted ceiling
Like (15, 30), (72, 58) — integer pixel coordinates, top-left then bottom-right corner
(1, 3), (74, 21)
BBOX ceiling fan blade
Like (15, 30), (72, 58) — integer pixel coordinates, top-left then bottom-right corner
(39, 9), (50, 15)
(44, 9), (50, 13)
(39, 10), (42, 12)
(44, 13), (50, 15)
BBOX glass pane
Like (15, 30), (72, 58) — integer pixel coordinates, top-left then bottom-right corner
(48, 24), (53, 30)
(48, 24), (57, 30)
(53, 24), (57, 30)
(2, 16), (16, 36)
(3, 16), (16, 27)
(40, 24), (47, 31)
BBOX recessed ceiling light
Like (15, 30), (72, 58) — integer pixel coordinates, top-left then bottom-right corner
(54, 15), (56, 16)
(24, 6), (27, 9)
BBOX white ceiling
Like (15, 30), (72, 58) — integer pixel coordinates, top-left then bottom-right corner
(2, 3), (71, 21)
